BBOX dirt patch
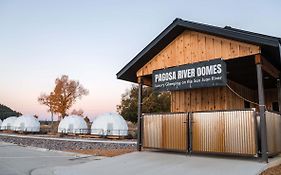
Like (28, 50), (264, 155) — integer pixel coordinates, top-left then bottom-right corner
(66, 148), (136, 157)
(261, 164), (281, 175)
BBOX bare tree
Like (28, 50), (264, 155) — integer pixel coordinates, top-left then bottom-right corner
(38, 92), (57, 129)
(71, 109), (84, 116)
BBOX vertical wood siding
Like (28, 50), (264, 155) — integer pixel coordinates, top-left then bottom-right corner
(171, 80), (258, 113)
(137, 31), (260, 77)
(265, 89), (278, 110)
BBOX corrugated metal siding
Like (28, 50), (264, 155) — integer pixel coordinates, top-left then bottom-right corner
(266, 111), (281, 155)
(143, 113), (187, 151)
(192, 110), (257, 155)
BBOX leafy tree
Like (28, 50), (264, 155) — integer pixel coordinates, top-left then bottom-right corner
(53, 75), (89, 119)
(117, 85), (171, 123)
(38, 75), (89, 121)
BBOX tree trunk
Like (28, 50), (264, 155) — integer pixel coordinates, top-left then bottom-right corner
(51, 111), (54, 132)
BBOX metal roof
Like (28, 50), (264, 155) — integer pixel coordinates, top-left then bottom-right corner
(117, 18), (281, 83)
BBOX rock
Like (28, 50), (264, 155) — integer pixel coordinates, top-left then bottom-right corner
(0, 135), (136, 151)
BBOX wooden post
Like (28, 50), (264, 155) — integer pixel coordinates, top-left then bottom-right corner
(277, 79), (281, 112)
(137, 78), (143, 151)
(256, 55), (268, 162)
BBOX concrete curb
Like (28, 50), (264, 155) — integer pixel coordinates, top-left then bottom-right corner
(1, 141), (105, 159)
(257, 157), (281, 175)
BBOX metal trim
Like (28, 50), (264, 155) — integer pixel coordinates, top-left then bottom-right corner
(143, 109), (255, 117)
(142, 147), (187, 153)
(142, 112), (188, 116)
(190, 151), (258, 157)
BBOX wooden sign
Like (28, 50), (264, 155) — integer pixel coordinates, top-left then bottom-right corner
(152, 59), (227, 91)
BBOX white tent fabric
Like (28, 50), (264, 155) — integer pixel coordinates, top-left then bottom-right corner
(0, 119), (2, 128)
(58, 115), (88, 134)
(1, 116), (17, 130)
(91, 113), (128, 136)
(13, 115), (40, 132)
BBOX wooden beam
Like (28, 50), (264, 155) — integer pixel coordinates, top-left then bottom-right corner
(138, 76), (152, 86)
(255, 54), (280, 78)
(261, 57), (280, 78)
(142, 77), (152, 87)
(255, 54), (262, 64)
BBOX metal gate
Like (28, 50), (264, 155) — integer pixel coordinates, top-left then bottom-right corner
(191, 110), (258, 156)
(142, 113), (188, 151)
(142, 109), (258, 156)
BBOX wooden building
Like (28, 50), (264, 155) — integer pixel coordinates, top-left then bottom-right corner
(117, 19), (281, 162)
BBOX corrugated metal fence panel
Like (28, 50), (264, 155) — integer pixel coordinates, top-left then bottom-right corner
(143, 114), (162, 149)
(266, 111), (281, 155)
(192, 110), (257, 155)
(192, 112), (224, 153)
(223, 111), (256, 155)
(143, 113), (187, 151)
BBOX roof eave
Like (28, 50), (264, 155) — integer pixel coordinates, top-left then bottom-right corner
(117, 19), (281, 83)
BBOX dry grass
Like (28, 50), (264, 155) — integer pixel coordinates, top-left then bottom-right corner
(65, 148), (136, 157)
(260, 164), (281, 175)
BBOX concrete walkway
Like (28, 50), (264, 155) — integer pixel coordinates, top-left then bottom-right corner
(36, 152), (269, 175)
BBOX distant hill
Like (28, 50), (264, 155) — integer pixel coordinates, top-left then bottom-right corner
(0, 104), (22, 120)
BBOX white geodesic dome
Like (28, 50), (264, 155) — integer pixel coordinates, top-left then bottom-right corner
(13, 115), (40, 132)
(91, 113), (128, 136)
(0, 119), (2, 128)
(58, 115), (88, 134)
(1, 116), (17, 130)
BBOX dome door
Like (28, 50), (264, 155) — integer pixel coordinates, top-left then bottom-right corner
(7, 123), (11, 130)
(107, 123), (113, 135)
(68, 124), (74, 133)
(20, 122), (25, 131)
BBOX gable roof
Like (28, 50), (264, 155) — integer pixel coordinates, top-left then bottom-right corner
(117, 18), (281, 83)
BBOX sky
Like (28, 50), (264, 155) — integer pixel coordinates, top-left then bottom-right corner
(0, 0), (280, 121)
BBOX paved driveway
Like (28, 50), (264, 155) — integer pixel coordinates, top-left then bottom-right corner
(0, 141), (274, 175)
(0, 142), (102, 175)
(47, 151), (267, 175)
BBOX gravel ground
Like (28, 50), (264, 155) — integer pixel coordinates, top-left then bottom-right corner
(0, 135), (136, 156)
(260, 164), (281, 175)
